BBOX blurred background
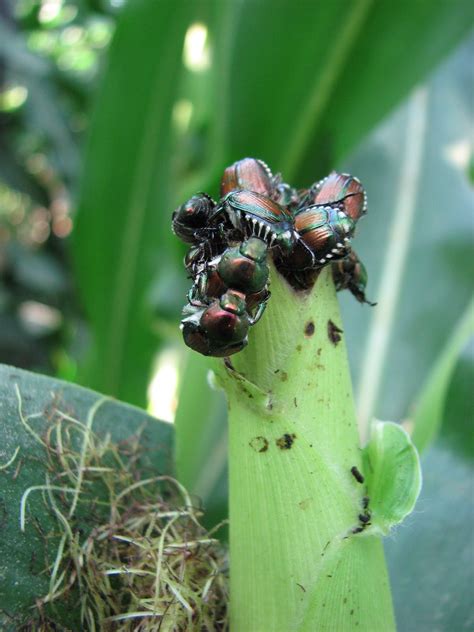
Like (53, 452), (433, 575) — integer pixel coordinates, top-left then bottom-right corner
(0, 1), (473, 629)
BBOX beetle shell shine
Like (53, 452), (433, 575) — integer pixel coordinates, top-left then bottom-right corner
(309, 172), (367, 223)
(220, 158), (274, 197)
(293, 206), (354, 265)
(181, 290), (250, 357)
(218, 250), (269, 295)
(224, 190), (292, 223)
(172, 193), (216, 244)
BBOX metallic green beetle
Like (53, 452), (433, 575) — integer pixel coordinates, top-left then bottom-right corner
(181, 290), (251, 357)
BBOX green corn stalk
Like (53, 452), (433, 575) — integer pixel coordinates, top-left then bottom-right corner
(215, 265), (400, 631)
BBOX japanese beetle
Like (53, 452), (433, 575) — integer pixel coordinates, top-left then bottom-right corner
(217, 237), (269, 294)
(189, 237), (269, 302)
(181, 236), (271, 358)
(216, 190), (297, 254)
(291, 205), (355, 268)
(301, 171), (367, 224)
(172, 193), (217, 245)
(332, 250), (376, 305)
(220, 157), (299, 210)
(174, 193), (230, 278)
(220, 158), (274, 197)
(272, 182), (299, 210)
(181, 290), (250, 357)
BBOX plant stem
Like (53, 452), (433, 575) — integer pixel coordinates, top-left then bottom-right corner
(216, 266), (395, 631)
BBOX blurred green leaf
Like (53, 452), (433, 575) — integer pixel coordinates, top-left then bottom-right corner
(339, 39), (474, 434)
(226, 0), (474, 182)
(441, 338), (474, 458)
(73, 1), (195, 405)
(385, 441), (474, 631)
(340, 41), (474, 630)
(0, 363), (173, 628)
(376, 345), (474, 630)
(8, 243), (69, 298)
(411, 298), (474, 453)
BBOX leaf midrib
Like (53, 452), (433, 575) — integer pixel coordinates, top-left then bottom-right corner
(281, 0), (374, 181)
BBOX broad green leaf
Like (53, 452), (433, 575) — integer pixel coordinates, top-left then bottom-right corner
(385, 442), (474, 631)
(0, 363), (172, 628)
(362, 421), (421, 536)
(411, 298), (474, 453)
(337, 39), (474, 437)
(385, 336), (474, 629)
(338, 41), (474, 629)
(226, 0), (474, 182)
(73, 1), (196, 405)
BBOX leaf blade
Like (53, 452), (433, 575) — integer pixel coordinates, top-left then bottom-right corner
(0, 363), (173, 626)
(73, 1), (192, 405)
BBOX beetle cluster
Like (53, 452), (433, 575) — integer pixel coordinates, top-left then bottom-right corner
(172, 158), (372, 357)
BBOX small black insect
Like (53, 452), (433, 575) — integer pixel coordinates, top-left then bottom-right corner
(350, 466), (364, 484)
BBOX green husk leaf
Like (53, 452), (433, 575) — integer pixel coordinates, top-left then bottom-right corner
(362, 421), (422, 536)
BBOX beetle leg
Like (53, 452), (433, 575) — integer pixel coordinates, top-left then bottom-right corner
(249, 300), (267, 325)
(248, 289), (271, 325)
(332, 249), (376, 305)
(296, 235), (318, 269)
(188, 288), (205, 308)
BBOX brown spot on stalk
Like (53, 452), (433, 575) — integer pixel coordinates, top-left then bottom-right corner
(276, 433), (296, 450)
(298, 498), (311, 510)
(327, 319), (343, 345)
(304, 321), (315, 337)
(249, 436), (269, 453)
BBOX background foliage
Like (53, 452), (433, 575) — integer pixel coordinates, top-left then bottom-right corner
(0, 0), (473, 629)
